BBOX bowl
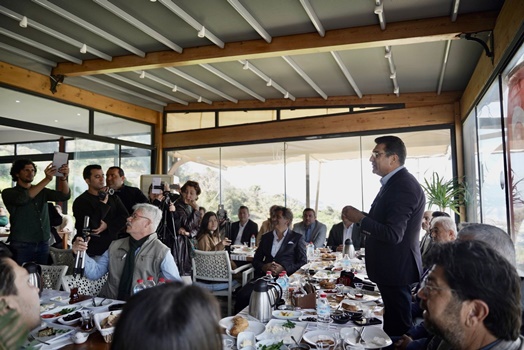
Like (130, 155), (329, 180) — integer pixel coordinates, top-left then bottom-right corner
(331, 312), (351, 324)
(94, 310), (122, 343)
(287, 344), (311, 350)
(71, 332), (89, 344)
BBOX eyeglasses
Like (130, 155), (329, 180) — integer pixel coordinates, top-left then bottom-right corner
(130, 213), (150, 223)
(371, 151), (387, 158)
(419, 274), (454, 297)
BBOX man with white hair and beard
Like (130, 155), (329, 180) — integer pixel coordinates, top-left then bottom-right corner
(73, 203), (181, 300)
(418, 240), (523, 350)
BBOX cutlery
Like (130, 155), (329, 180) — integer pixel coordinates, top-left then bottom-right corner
(291, 335), (300, 347)
(357, 327), (366, 345)
(91, 296), (96, 307)
(98, 298), (107, 306)
(29, 333), (50, 345)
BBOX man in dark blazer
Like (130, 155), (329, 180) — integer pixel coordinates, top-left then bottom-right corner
(230, 205), (259, 246)
(234, 206), (307, 313)
(346, 135), (425, 337)
(327, 205), (365, 251)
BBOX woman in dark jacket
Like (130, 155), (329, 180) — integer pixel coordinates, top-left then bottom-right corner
(173, 180), (202, 276)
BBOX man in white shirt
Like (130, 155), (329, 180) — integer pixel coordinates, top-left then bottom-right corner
(327, 206), (365, 251)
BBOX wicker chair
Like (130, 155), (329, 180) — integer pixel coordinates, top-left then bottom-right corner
(49, 247), (75, 275)
(192, 250), (253, 316)
(40, 264), (68, 290)
(61, 274), (108, 297)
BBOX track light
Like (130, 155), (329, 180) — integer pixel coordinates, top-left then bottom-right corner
(385, 51), (391, 59)
(198, 96), (203, 103)
(243, 61), (250, 70)
(284, 92), (290, 99)
(266, 79), (272, 87)
(197, 26), (206, 38)
(389, 72), (396, 79)
(19, 16), (28, 28)
(80, 44), (87, 54)
(374, 3), (383, 14)
(139, 71), (146, 79)
(172, 85), (178, 92)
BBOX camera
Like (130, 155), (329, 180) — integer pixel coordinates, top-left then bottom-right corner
(98, 188), (114, 200)
(217, 204), (228, 222)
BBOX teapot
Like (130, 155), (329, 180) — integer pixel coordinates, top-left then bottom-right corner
(248, 277), (282, 323)
(22, 262), (43, 296)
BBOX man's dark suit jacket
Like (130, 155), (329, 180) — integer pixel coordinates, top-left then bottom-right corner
(230, 219), (259, 245)
(114, 185), (148, 215)
(252, 230), (307, 278)
(327, 222), (365, 251)
(360, 167), (425, 286)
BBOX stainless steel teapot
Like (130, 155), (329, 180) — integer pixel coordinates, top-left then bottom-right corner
(248, 277), (282, 323)
(22, 262), (43, 296)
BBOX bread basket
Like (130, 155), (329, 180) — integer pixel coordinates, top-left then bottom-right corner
(94, 310), (122, 343)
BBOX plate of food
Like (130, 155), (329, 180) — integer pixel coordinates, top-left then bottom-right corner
(255, 339), (287, 350)
(57, 311), (83, 325)
(271, 310), (302, 320)
(49, 295), (70, 304)
(302, 330), (336, 347)
(30, 323), (75, 343)
(220, 315), (265, 338)
(321, 253), (337, 261)
(80, 297), (113, 310)
(340, 326), (392, 349)
(256, 319), (306, 344)
(40, 305), (82, 321)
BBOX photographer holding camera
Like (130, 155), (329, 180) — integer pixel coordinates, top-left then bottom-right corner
(73, 165), (129, 257)
(148, 181), (180, 250)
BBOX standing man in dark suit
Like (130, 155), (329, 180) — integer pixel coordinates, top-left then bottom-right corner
(346, 135), (425, 337)
(327, 205), (365, 251)
(234, 206), (307, 313)
(230, 205), (259, 246)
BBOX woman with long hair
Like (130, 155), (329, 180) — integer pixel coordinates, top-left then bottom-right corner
(197, 211), (231, 251)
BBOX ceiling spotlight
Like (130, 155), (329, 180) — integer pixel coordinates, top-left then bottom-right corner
(198, 96), (203, 103)
(284, 92), (290, 99)
(389, 72), (396, 79)
(172, 85), (178, 92)
(394, 86), (400, 94)
(266, 79), (272, 87)
(80, 44), (87, 54)
(243, 61), (250, 70)
(374, 3), (383, 14)
(197, 26), (206, 38)
(19, 16), (28, 28)
(384, 51), (391, 59)
(150, 0), (157, 2)
(139, 71), (146, 79)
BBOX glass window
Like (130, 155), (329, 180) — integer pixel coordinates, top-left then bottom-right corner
(120, 146), (152, 188)
(165, 129), (454, 230)
(477, 80), (508, 231)
(16, 141), (59, 155)
(94, 112), (152, 145)
(166, 112), (215, 132)
(502, 41), (524, 271)
(0, 87), (89, 133)
(281, 108), (349, 120)
(463, 110), (480, 223)
(219, 110), (277, 127)
(0, 145), (15, 156)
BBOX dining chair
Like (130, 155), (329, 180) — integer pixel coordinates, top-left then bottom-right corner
(61, 274), (108, 296)
(192, 250), (254, 316)
(40, 264), (68, 290)
(49, 246), (75, 275)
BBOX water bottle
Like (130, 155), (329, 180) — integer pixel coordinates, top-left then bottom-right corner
(282, 271), (290, 303)
(276, 272), (289, 302)
(133, 279), (146, 294)
(145, 276), (156, 288)
(316, 293), (331, 330)
(342, 254), (351, 271)
(250, 234), (256, 248)
(265, 271), (273, 281)
(306, 242), (315, 261)
(157, 277), (166, 285)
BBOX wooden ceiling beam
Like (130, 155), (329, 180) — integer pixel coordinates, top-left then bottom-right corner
(53, 11), (497, 77)
(165, 91), (462, 111)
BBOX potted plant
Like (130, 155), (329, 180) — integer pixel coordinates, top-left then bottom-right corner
(421, 172), (466, 216)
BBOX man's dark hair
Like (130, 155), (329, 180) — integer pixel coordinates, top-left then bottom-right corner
(274, 206), (293, 223)
(239, 205), (249, 213)
(431, 211), (450, 218)
(303, 208), (316, 216)
(0, 242), (16, 296)
(108, 166), (124, 177)
(181, 180), (201, 196)
(427, 240), (521, 340)
(10, 159), (36, 182)
(83, 164), (102, 180)
(375, 135), (406, 165)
